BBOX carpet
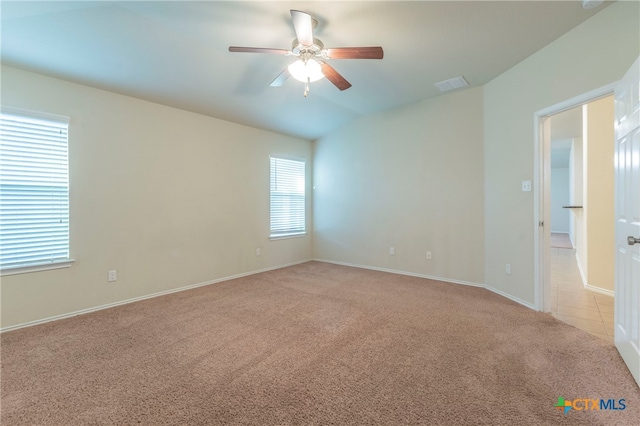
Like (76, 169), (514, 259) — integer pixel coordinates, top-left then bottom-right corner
(1, 261), (638, 425)
(551, 233), (574, 249)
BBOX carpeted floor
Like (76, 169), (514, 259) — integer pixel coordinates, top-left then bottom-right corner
(1, 261), (638, 425)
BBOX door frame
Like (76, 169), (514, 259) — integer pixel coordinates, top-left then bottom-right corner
(533, 82), (617, 312)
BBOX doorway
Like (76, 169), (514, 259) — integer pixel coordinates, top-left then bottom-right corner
(535, 86), (616, 342)
(547, 100), (615, 341)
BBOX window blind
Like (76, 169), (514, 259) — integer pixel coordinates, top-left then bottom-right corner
(270, 157), (305, 238)
(0, 111), (70, 270)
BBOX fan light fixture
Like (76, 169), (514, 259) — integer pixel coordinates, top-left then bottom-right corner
(288, 58), (324, 83)
(228, 10), (384, 96)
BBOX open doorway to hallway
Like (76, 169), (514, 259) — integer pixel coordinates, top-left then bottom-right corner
(546, 95), (615, 342)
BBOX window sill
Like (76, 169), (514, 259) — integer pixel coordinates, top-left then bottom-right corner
(1, 259), (76, 277)
(269, 233), (307, 241)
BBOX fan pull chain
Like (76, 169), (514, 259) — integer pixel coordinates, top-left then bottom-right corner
(304, 78), (310, 97)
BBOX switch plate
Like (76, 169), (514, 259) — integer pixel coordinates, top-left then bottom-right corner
(521, 180), (532, 192)
(505, 264), (512, 275)
(389, 247), (395, 256)
(426, 251), (432, 259)
(108, 270), (117, 282)
(256, 248), (261, 256)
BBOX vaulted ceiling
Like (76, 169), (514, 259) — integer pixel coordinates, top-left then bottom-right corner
(1, 1), (609, 140)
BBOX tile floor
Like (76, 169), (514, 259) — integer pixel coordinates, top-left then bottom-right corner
(549, 246), (614, 343)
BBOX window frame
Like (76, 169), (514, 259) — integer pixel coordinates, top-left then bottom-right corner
(269, 155), (307, 240)
(0, 106), (74, 276)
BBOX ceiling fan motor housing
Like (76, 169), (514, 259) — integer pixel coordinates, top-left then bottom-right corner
(291, 38), (325, 58)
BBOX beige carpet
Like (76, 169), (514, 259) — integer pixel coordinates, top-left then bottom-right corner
(2, 261), (638, 425)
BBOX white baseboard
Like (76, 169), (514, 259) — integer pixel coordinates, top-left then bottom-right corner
(484, 285), (537, 310)
(314, 258), (538, 310)
(1, 259), (311, 333)
(572, 253), (614, 297)
(313, 258), (484, 288)
(3, 258), (542, 333)
(575, 253), (588, 288)
(585, 284), (614, 297)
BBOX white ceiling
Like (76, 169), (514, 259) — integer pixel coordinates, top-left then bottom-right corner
(1, 1), (610, 140)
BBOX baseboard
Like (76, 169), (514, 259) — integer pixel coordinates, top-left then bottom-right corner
(314, 259), (539, 310)
(575, 253), (588, 288)
(585, 284), (614, 297)
(3, 258), (540, 333)
(0, 259), (311, 333)
(313, 258), (484, 288)
(484, 285), (537, 310)
(571, 254), (613, 297)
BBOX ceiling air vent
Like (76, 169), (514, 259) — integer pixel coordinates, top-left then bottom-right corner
(434, 76), (469, 93)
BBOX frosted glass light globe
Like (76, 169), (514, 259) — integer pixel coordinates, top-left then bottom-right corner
(288, 59), (324, 83)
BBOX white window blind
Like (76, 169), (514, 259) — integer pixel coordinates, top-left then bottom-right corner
(270, 157), (305, 238)
(0, 111), (70, 270)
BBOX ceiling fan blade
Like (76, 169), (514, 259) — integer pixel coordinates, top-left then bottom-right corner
(325, 47), (384, 60)
(290, 10), (314, 46)
(270, 68), (290, 87)
(229, 46), (289, 55)
(320, 62), (352, 91)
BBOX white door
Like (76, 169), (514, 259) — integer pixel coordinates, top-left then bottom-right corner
(614, 57), (640, 387)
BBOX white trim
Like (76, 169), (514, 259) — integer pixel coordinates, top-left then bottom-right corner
(585, 284), (614, 298)
(1, 259), (75, 277)
(1, 105), (70, 124)
(2, 259), (543, 333)
(269, 154), (307, 163)
(533, 114), (546, 311)
(535, 83), (617, 117)
(0, 259), (310, 333)
(269, 233), (307, 241)
(484, 285), (537, 311)
(533, 82), (616, 312)
(575, 252), (589, 288)
(574, 251), (614, 298)
(314, 258), (484, 288)
(314, 258), (539, 310)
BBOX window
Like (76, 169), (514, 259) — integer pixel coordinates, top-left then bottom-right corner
(0, 109), (71, 274)
(270, 156), (305, 238)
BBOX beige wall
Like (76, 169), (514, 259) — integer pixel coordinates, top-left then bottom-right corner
(585, 96), (615, 292)
(484, 1), (639, 304)
(0, 66), (312, 328)
(313, 87), (485, 285)
(2, 1), (638, 329)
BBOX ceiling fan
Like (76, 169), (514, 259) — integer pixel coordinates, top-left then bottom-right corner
(229, 10), (384, 97)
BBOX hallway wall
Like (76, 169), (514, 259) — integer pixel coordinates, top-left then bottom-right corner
(584, 96), (615, 293)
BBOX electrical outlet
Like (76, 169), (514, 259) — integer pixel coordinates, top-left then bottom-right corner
(389, 247), (395, 256)
(505, 263), (512, 275)
(256, 248), (261, 256)
(426, 251), (432, 260)
(108, 270), (117, 282)
(521, 180), (532, 192)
